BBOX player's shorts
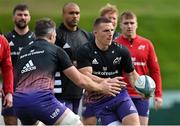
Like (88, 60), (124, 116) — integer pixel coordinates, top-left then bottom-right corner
(13, 90), (67, 125)
(56, 98), (81, 114)
(1, 96), (16, 116)
(93, 90), (138, 125)
(131, 97), (149, 117)
(1, 106), (16, 116)
(81, 101), (95, 118)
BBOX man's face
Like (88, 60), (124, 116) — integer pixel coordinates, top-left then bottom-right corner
(63, 5), (80, 27)
(13, 10), (30, 29)
(103, 12), (118, 29)
(94, 22), (114, 47)
(120, 17), (137, 38)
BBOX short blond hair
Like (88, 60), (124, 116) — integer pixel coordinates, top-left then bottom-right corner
(119, 11), (137, 23)
(99, 3), (119, 17)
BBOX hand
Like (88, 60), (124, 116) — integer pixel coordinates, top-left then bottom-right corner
(107, 77), (127, 89)
(3, 93), (13, 108)
(0, 88), (4, 98)
(154, 97), (163, 110)
(100, 78), (127, 96)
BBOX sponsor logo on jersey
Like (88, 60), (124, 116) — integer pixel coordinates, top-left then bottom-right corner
(132, 57), (146, 66)
(93, 70), (118, 76)
(50, 108), (60, 119)
(92, 58), (99, 64)
(113, 57), (121, 65)
(21, 60), (36, 74)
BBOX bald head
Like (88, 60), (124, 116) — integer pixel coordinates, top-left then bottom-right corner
(63, 2), (80, 14)
(62, 2), (80, 31)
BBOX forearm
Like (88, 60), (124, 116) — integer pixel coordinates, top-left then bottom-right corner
(79, 73), (103, 92)
(126, 70), (139, 88)
(79, 67), (104, 83)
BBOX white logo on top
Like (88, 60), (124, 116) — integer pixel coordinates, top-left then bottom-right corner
(92, 58), (99, 64)
(21, 60), (36, 74)
(113, 57), (121, 65)
(9, 41), (14, 46)
(63, 43), (71, 49)
(138, 45), (145, 50)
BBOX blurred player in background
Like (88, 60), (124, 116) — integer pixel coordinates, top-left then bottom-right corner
(3, 4), (35, 125)
(54, 2), (91, 114)
(0, 35), (13, 112)
(115, 11), (163, 125)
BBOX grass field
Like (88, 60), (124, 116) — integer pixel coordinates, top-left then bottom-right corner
(0, 0), (180, 90)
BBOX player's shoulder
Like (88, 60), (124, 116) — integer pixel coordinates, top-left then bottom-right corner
(77, 40), (93, 52)
(0, 35), (9, 45)
(112, 41), (126, 49)
(3, 31), (13, 39)
(137, 35), (152, 44)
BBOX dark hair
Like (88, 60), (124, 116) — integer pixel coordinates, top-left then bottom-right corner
(13, 4), (29, 15)
(35, 18), (56, 37)
(93, 17), (112, 28)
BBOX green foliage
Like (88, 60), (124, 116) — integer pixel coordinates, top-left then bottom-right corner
(0, 0), (180, 89)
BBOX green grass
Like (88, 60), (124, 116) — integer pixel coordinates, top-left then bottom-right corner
(0, 0), (180, 90)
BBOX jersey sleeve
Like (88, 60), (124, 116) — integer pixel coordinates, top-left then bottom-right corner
(56, 47), (73, 71)
(120, 45), (135, 73)
(76, 44), (91, 69)
(0, 36), (14, 94)
(147, 41), (162, 98)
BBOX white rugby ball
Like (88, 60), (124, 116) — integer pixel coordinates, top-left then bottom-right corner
(135, 75), (156, 98)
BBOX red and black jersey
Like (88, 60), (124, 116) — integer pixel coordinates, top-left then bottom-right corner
(0, 35), (13, 94)
(115, 35), (162, 98)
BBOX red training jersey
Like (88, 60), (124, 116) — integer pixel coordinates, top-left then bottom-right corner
(115, 35), (162, 98)
(0, 35), (13, 94)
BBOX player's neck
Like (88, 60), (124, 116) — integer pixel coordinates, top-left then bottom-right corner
(124, 34), (136, 43)
(64, 22), (77, 32)
(95, 40), (110, 51)
(14, 26), (29, 35)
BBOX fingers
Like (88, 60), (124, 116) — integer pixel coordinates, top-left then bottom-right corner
(0, 89), (5, 98)
(3, 99), (13, 108)
(3, 94), (13, 108)
(154, 98), (163, 110)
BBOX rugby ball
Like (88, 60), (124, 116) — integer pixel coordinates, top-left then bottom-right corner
(135, 75), (156, 98)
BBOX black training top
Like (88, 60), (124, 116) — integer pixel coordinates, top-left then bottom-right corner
(54, 23), (91, 99)
(77, 41), (134, 103)
(14, 39), (73, 93)
(4, 30), (35, 68)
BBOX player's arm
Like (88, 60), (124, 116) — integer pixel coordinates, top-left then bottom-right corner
(125, 69), (139, 88)
(78, 66), (104, 83)
(79, 66), (127, 89)
(0, 36), (13, 108)
(148, 41), (163, 109)
(63, 66), (122, 96)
